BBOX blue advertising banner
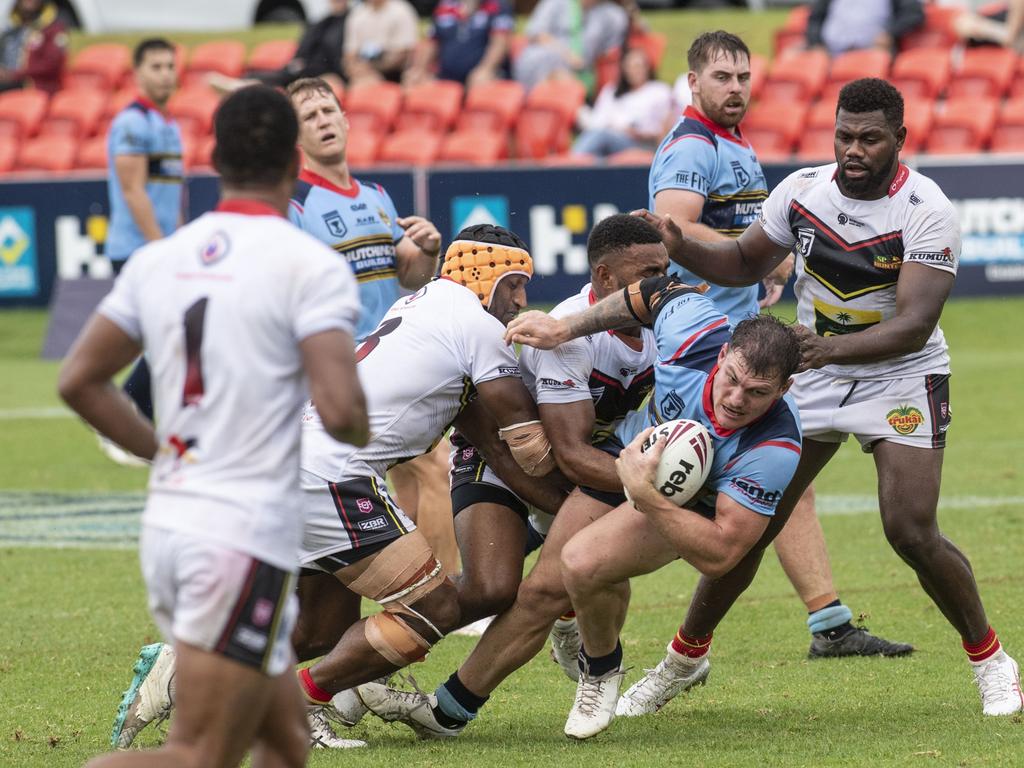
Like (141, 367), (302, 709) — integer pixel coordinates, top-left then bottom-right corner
(0, 206), (38, 298)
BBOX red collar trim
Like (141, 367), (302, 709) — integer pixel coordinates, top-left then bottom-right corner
(215, 199), (285, 218)
(888, 164), (910, 197)
(299, 168), (360, 198)
(702, 364), (737, 437)
(683, 106), (749, 148)
(135, 95), (168, 115)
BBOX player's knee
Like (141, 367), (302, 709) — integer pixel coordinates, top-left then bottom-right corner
(560, 538), (601, 593)
(462, 570), (520, 619)
(882, 516), (940, 562)
(517, 569), (572, 619)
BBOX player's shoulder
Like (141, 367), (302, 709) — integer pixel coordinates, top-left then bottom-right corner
(734, 394), (802, 457)
(548, 284), (591, 319)
(899, 166), (956, 218)
(660, 115), (719, 155)
(109, 101), (151, 133)
(777, 163), (835, 196)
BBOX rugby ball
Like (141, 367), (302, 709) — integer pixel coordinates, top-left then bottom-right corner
(626, 419), (714, 507)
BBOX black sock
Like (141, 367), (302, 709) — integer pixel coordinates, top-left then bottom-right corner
(579, 640), (623, 677)
(433, 671), (488, 728)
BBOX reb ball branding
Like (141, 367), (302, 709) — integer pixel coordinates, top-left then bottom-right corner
(658, 457), (697, 500)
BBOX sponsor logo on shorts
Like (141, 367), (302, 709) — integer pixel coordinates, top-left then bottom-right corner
(233, 626), (268, 653)
(730, 477), (781, 509)
(539, 377), (576, 389)
(252, 598), (274, 627)
(498, 366), (521, 376)
(356, 497), (375, 514)
(905, 247), (955, 267)
(358, 516), (388, 531)
(886, 404), (925, 435)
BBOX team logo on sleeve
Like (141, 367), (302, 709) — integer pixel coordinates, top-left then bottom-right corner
(886, 404), (925, 435)
(377, 208), (391, 227)
(199, 231), (230, 265)
(905, 247), (956, 267)
(323, 211), (348, 239)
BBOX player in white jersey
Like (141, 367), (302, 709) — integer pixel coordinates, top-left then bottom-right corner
(292, 224), (575, 741)
(59, 85), (369, 767)
(636, 78), (1021, 717)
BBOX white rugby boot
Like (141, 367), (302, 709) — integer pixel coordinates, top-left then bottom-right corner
(550, 616), (582, 682)
(357, 682), (465, 738)
(563, 665), (625, 740)
(616, 649), (710, 717)
(973, 650), (1024, 716)
(307, 705), (367, 748)
(111, 642), (176, 748)
(331, 688), (369, 727)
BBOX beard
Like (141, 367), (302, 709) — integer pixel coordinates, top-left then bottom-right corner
(837, 157), (896, 198)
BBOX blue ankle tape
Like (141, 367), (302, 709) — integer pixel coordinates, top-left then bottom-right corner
(807, 604), (853, 634)
(436, 684), (477, 722)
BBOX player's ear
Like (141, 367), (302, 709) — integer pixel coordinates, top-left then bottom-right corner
(779, 376), (792, 397)
(717, 343), (729, 365)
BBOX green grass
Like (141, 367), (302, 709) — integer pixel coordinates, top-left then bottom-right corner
(1, 297), (1023, 766)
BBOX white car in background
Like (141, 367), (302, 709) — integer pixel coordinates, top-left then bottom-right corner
(55, 0), (331, 31)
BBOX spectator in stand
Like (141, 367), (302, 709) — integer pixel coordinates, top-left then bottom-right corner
(571, 47), (673, 157)
(0, 0), (67, 94)
(343, 0), (419, 86)
(954, 1), (1024, 50)
(209, 0), (349, 93)
(513, 0), (628, 92)
(403, 0), (514, 88)
(804, 0), (924, 56)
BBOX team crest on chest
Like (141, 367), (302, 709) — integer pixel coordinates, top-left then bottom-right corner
(323, 210), (348, 238)
(199, 231), (230, 265)
(796, 227), (816, 259)
(731, 160), (750, 187)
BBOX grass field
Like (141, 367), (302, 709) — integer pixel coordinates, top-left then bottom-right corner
(1, 297), (1023, 767)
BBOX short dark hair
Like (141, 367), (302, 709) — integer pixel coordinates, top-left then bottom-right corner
(837, 78), (904, 133)
(453, 224), (527, 251)
(286, 76), (343, 108)
(729, 314), (801, 384)
(587, 213), (663, 268)
(687, 30), (750, 73)
(133, 38), (175, 69)
(212, 85), (298, 188)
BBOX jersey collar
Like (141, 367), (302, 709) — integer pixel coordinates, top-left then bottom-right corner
(215, 199), (285, 218)
(702, 364), (737, 437)
(134, 95), (169, 116)
(683, 106), (750, 148)
(299, 168), (360, 198)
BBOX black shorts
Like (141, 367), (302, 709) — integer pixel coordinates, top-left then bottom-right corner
(449, 430), (528, 520)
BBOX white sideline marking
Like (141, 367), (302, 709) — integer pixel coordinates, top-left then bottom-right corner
(0, 406), (74, 420)
(0, 492), (1021, 550)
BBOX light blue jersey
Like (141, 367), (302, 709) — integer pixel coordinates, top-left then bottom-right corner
(289, 169), (404, 341)
(649, 106), (768, 327)
(106, 98), (183, 263)
(613, 289), (802, 517)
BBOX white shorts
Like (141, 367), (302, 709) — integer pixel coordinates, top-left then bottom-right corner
(299, 469), (417, 571)
(140, 526), (298, 676)
(790, 369), (952, 452)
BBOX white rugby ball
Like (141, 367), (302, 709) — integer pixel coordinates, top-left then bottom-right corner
(626, 419), (714, 507)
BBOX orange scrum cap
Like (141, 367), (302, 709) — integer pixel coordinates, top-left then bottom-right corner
(440, 224), (533, 307)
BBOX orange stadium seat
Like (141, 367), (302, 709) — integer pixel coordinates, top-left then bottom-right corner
(509, 33), (528, 62)
(924, 97), (998, 154)
(396, 80), (464, 132)
(749, 53), (768, 101)
(246, 39), (298, 72)
(901, 96), (935, 155)
(0, 89), (48, 140)
(16, 135), (77, 173)
(773, 5), (809, 58)
(761, 49), (828, 102)
(66, 43), (132, 91)
(743, 99), (809, 156)
(889, 48), (951, 100)
(76, 135), (108, 170)
(192, 134), (216, 169)
(946, 47), (1018, 100)
(167, 86), (222, 139)
(41, 89), (107, 139)
(185, 40), (246, 86)
(805, 98), (837, 130)
(594, 48), (620, 94)
(459, 79), (525, 132)
(990, 98), (1024, 152)
(795, 130), (835, 163)
(540, 152), (597, 167)
(522, 79), (586, 154)
(345, 130), (381, 167)
(607, 147), (655, 166)
(821, 49), (890, 102)
(628, 31), (667, 72)
(378, 130), (442, 166)
(514, 109), (562, 159)
(899, 4), (960, 50)
(439, 130), (506, 165)
(0, 137), (17, 173)
(344, 81), (403, 135)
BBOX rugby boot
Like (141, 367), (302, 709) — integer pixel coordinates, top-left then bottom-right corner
(307, 705), (367, 748)
(973, 650), (1024, 716)
(357, 682), (465, 739)
(550, 616), (582, 682)
(563, 665), (625, 740)
(616, 649), (710, 717)
(809, 625), (914, 658)
(111, 642), (176, 748)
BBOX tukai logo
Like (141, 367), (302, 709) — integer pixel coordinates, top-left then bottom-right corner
(886, 404), (925, 435)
